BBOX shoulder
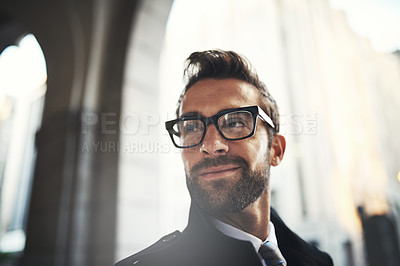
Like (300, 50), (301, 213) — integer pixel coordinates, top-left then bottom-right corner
(114, 230), (182, 266)
(271, 208), (334, 266)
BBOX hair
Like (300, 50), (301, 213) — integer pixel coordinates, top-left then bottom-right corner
(176, 49), (280, 140)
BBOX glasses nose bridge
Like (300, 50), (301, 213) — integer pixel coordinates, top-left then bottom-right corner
(204, 113), (223, 132)
(204, 115), (218, 126)
(200, 114), (229, 154)
(202, 114), (224, 138)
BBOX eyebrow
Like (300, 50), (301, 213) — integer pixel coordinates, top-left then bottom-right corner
(180, 112), (203, 118)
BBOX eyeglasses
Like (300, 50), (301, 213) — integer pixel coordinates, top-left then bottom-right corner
(165, 105), (275, 148)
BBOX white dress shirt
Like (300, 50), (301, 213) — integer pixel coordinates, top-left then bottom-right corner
(210, 218), (279, 251)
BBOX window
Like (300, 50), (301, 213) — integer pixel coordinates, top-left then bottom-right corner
(0, 34), (46, 259)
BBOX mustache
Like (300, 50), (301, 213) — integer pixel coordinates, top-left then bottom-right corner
(190, 155), (249, 178)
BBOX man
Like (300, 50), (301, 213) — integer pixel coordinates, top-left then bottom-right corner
(115, 50), (333, 266)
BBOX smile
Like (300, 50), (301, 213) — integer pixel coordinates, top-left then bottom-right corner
(198, 165), (241, 179)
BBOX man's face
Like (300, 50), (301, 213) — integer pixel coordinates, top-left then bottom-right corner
(180, 78), (273, 213)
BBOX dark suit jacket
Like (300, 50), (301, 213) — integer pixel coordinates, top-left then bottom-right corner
(115, 203), (333, 266)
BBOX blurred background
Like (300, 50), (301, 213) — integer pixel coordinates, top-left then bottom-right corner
(0, 0), (399, 265)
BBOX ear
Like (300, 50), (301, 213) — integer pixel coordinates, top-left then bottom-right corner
(269, 134), (286, 167)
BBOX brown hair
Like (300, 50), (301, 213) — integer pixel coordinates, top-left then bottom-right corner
(176, 49), (280, 136)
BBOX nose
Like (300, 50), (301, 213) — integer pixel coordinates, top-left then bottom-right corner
(199, 124), (229, 155)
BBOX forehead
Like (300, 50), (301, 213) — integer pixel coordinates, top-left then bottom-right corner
(180, 78), (261, 116)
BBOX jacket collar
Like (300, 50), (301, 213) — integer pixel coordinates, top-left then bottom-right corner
(185, 202), (333, 266)
(182, 202), (264, 265)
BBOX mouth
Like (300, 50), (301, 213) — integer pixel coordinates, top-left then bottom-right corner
(198, 165), (241, 179)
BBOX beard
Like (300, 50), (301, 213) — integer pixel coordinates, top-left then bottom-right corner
(185, 155), (270, 213)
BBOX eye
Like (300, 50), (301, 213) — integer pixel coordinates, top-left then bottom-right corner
(184, 124), (197, 132)
(181, 120), (202, 134)
(220, 112), (252, 130)
(226, 118), (246, 128)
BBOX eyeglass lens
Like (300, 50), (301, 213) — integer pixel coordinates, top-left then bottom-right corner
(172, 110), (255, 147)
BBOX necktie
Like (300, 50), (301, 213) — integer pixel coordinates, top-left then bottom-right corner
(258, 241), (287, 266)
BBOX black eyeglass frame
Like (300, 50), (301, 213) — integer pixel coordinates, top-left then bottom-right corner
(165, 105), (275, 149)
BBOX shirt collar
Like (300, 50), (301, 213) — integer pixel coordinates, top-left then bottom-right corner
(210, 217), (279, 251)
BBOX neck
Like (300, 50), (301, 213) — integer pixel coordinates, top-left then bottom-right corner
(212, 191), (271, 240)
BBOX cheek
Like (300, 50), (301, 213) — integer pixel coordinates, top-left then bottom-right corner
(181, 152), (190, 172)
(244, 138), (269, 170)
(181, 149), (199, 172)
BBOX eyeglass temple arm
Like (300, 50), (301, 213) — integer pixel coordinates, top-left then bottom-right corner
(257, 106), (275, 129)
